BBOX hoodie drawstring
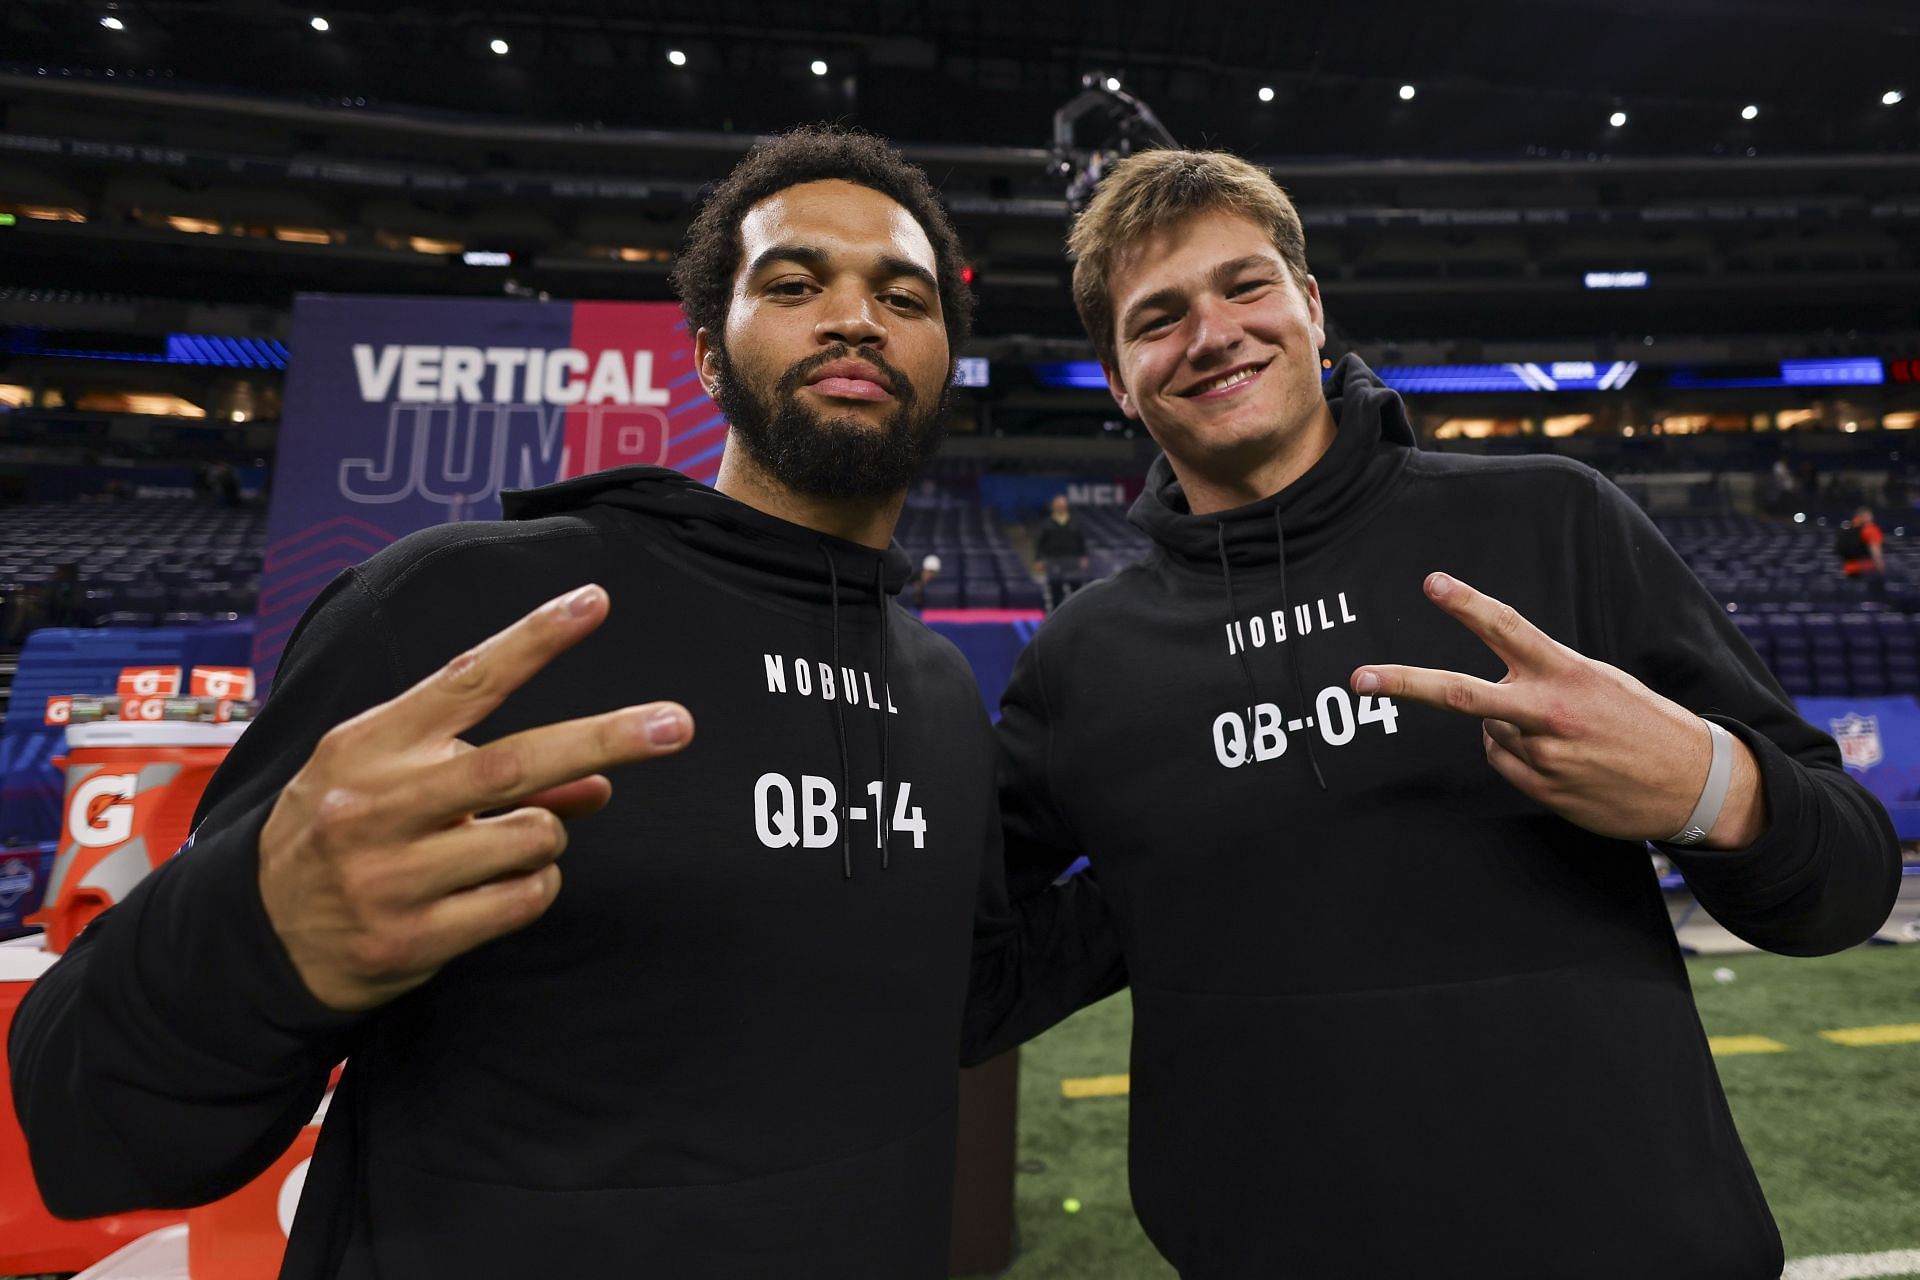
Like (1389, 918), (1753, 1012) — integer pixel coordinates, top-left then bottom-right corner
(1215, 520), (1329, 793)
(817, 547), (898, 878)
(820, 545), (855, 879)
(876, 560), (893, 870)
(1272, 510), (1329, 791)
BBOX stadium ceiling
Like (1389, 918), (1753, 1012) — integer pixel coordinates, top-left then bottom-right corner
(2, 0), (1919, 160)
(1, 0), (1918, 356)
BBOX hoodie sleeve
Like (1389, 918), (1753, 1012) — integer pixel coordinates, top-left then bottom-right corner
(8, 568), (399, 1216)
(1584, 474), (1900, 955)
(962, 627), (1127, 1065)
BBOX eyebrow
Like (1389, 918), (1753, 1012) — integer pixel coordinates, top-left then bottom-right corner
(1119, 253), (1281, 332)
(745, 243), (940, 296)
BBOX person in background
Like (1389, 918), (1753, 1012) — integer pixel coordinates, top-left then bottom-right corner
(1767, 457), (1797, 516)
(907, 552), (942, 611)
(1033, 493), (1091, 611)
(1838, 504), (1886, 597)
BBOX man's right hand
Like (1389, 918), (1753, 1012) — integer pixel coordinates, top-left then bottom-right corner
(257, 583), (693, 1013)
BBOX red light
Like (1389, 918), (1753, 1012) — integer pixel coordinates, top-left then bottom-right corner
(961, 264), (975, 286)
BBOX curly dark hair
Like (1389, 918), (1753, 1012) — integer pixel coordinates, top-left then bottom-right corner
(671, 124), (974, 360)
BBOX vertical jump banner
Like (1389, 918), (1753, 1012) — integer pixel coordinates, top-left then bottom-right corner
(257, 295), (722, 686)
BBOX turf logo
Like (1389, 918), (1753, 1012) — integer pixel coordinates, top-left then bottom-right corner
(1829, 712), (1883, 771)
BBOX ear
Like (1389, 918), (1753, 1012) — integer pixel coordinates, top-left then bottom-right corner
(694, 328), (720, 398)
(1302, 274), (1327, 351)
(1102, 361), (1139, 420)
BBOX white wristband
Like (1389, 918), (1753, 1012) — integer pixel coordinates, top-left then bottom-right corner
(1665, 720), (1734, 846)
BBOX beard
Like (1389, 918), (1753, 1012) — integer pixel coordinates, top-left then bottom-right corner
(711, 342), (949, 502)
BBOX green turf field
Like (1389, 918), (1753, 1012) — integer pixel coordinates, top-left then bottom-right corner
(989, 945), (1920, 1279)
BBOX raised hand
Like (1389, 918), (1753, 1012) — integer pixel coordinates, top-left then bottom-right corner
(257, 584), (694, 1012)
(1350, 573), (1765, 848)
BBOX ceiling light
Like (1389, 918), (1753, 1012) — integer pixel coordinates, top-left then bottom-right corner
(667, 49), (686, 66)
(99, 15), (124, 29)
(1104, 76), (1121, 92)
(1258, 86), (1274, 103)
(1609, 110), (1627, 127)
(1398, 84), (1416, 101)
(810, 59), (828, 76)
(489, 38), (509, 55)
(310, 15), (329, 31)
(1884, 89), (1905, 106)
(1741, 103), (1758, 120)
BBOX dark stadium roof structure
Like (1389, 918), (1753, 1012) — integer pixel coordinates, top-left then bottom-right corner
(3, 0), (1919, 161)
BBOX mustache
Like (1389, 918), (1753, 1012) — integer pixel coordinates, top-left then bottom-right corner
(775, 345), (915, 405)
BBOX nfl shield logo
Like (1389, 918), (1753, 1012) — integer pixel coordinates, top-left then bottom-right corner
(1830, 713), (1884, 771)
(0, 858), (30, 908)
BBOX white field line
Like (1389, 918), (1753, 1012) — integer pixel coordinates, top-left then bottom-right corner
(1783, 1249), (1920, 1279)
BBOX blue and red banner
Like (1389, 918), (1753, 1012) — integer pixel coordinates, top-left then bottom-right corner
(258, 296), (715, 684)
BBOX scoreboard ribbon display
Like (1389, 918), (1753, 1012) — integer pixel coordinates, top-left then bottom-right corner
(258, 296), (715, 685)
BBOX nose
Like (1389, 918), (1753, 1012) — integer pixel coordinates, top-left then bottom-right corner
(1183, 293), (1244, 366)
(814, 287), (887, 350)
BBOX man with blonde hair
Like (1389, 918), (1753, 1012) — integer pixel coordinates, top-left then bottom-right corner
(995, 147), (1897, 1278)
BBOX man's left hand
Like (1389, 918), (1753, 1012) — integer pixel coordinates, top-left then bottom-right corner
(1351, 572), (1766, 848)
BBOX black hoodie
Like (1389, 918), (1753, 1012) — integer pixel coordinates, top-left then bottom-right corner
(996, 356), (1898, 1280)
(11, 467), (1123, 1278)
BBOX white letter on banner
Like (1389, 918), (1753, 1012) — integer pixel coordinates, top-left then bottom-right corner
(439, 346), (487, 402)
(485, 348), (528, 402)
(397, 347), (441, 402)
(631, 352), (671, 406)
(584, 350), (630, 405)
(351, 345), (402, 401)
(544, 350), (588, 405)
(339, 408), (420, 502)
(414, 409), (500, 506)
(499, 406), (566, 489)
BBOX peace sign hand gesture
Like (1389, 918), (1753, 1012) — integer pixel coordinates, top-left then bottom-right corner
(258, 584), (694, 1013)
(1350, 573), (1766, 848)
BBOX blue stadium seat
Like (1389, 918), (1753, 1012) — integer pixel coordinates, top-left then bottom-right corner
(962, 579), (1004, 609)
(1003, 580), (1045, 611)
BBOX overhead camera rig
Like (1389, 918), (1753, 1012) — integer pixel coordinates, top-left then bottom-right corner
(1049, 72), (1180, 216)
(1045, 74), (1353, 361)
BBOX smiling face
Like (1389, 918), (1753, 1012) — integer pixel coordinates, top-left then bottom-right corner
(1102, 208), (1335, 508)
(697, 178), (952, 501)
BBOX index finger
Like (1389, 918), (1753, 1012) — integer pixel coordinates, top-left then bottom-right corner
(1352, 662), (1543, 729)
(1422, 573), (1560, 671)
(371, 583), (610, 747)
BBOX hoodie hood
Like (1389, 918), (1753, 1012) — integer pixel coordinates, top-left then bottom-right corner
(503, 465), (915, 607)
(1128, 354), (1415, 569)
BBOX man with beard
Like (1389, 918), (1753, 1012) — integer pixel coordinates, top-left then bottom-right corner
(11, 126), (1121, 1279)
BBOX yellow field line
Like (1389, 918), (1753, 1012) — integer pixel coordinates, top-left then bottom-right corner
(1062, 1025), (1915, 1088)
(1061, 1073), (1131, 1099)
(1708, 1035), (1789, 1055)
(1818, 1023), (1920, 1048)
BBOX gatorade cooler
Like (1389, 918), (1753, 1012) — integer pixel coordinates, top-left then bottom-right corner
(185, 1117), (321, 1279)
(0, 935), (186, 1273)
(29, 720), (248, 953)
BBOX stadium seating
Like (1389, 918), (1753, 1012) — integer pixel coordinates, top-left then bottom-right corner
(0, 500), (263, 635)
(0, 493), (1916, 700)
